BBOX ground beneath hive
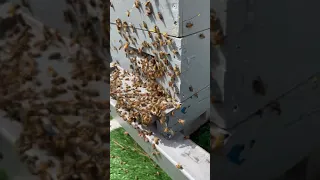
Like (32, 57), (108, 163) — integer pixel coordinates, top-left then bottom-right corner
(110, 128), (171, 180)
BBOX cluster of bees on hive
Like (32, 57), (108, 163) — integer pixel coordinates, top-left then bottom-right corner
(0, 0), (111, 179)
(110, 0), (184, 127)
(110, 0), (187, 169)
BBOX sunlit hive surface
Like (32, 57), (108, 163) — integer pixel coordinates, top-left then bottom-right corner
(110, 24), (210, 102)
(110, 0), (210, 37)
(110, 0), (210, 139)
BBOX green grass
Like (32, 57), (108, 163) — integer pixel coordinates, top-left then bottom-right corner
(110, 128), (171, 180)
(190, 122), (210, 152)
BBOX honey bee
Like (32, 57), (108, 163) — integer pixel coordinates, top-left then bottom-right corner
(174, 66), (180, 76)
(123, 42), (129, 51)
(129, 50), (135, 55)
(142, 21), (148, 29)
(166, 38), (173, 45)
(126, 10), (130, 17)
(154, 137), (159, 145)
(159, 41), (166, 46)
(148, 31), (152, 38)
(134, 0), (140, 8)
(116, 18), (122, 30)
(138, 47), (143, 54)
(154, 26), (160, 34)
(163, 59), (168, 65)
(145, 0), (151, 7)
(130, 24), (135, 32)
(158, 12), (163, 20)
(186, 22), (193, 28)
(178, 119), (185, 125)
(142, 41), (150, 48)
(123, 21), (129, 31)
(199, 33), (205, 39)
(176, 163), (182, 169)
(163, 32), (169, 39)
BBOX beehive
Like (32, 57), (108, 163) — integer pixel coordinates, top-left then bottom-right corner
(110, 0), (210, 138)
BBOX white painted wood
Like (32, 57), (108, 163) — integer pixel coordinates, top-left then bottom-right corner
(110, 0), (210, 37)
(210, 75), (320, 180)
(110, 24), (210, 102)
(110, 120), (121, 131)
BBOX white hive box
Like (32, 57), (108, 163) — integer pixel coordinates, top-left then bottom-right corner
(110, 0), (210, 37)
(156, 85), (210, 138)
(110, 24), (210, 102)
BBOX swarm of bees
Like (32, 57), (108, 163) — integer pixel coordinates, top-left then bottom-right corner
(111, 63), (180, 125)
(0, 1), (110, 179)
(113, 16), (181, 100)
(110, 2), (191, 164)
